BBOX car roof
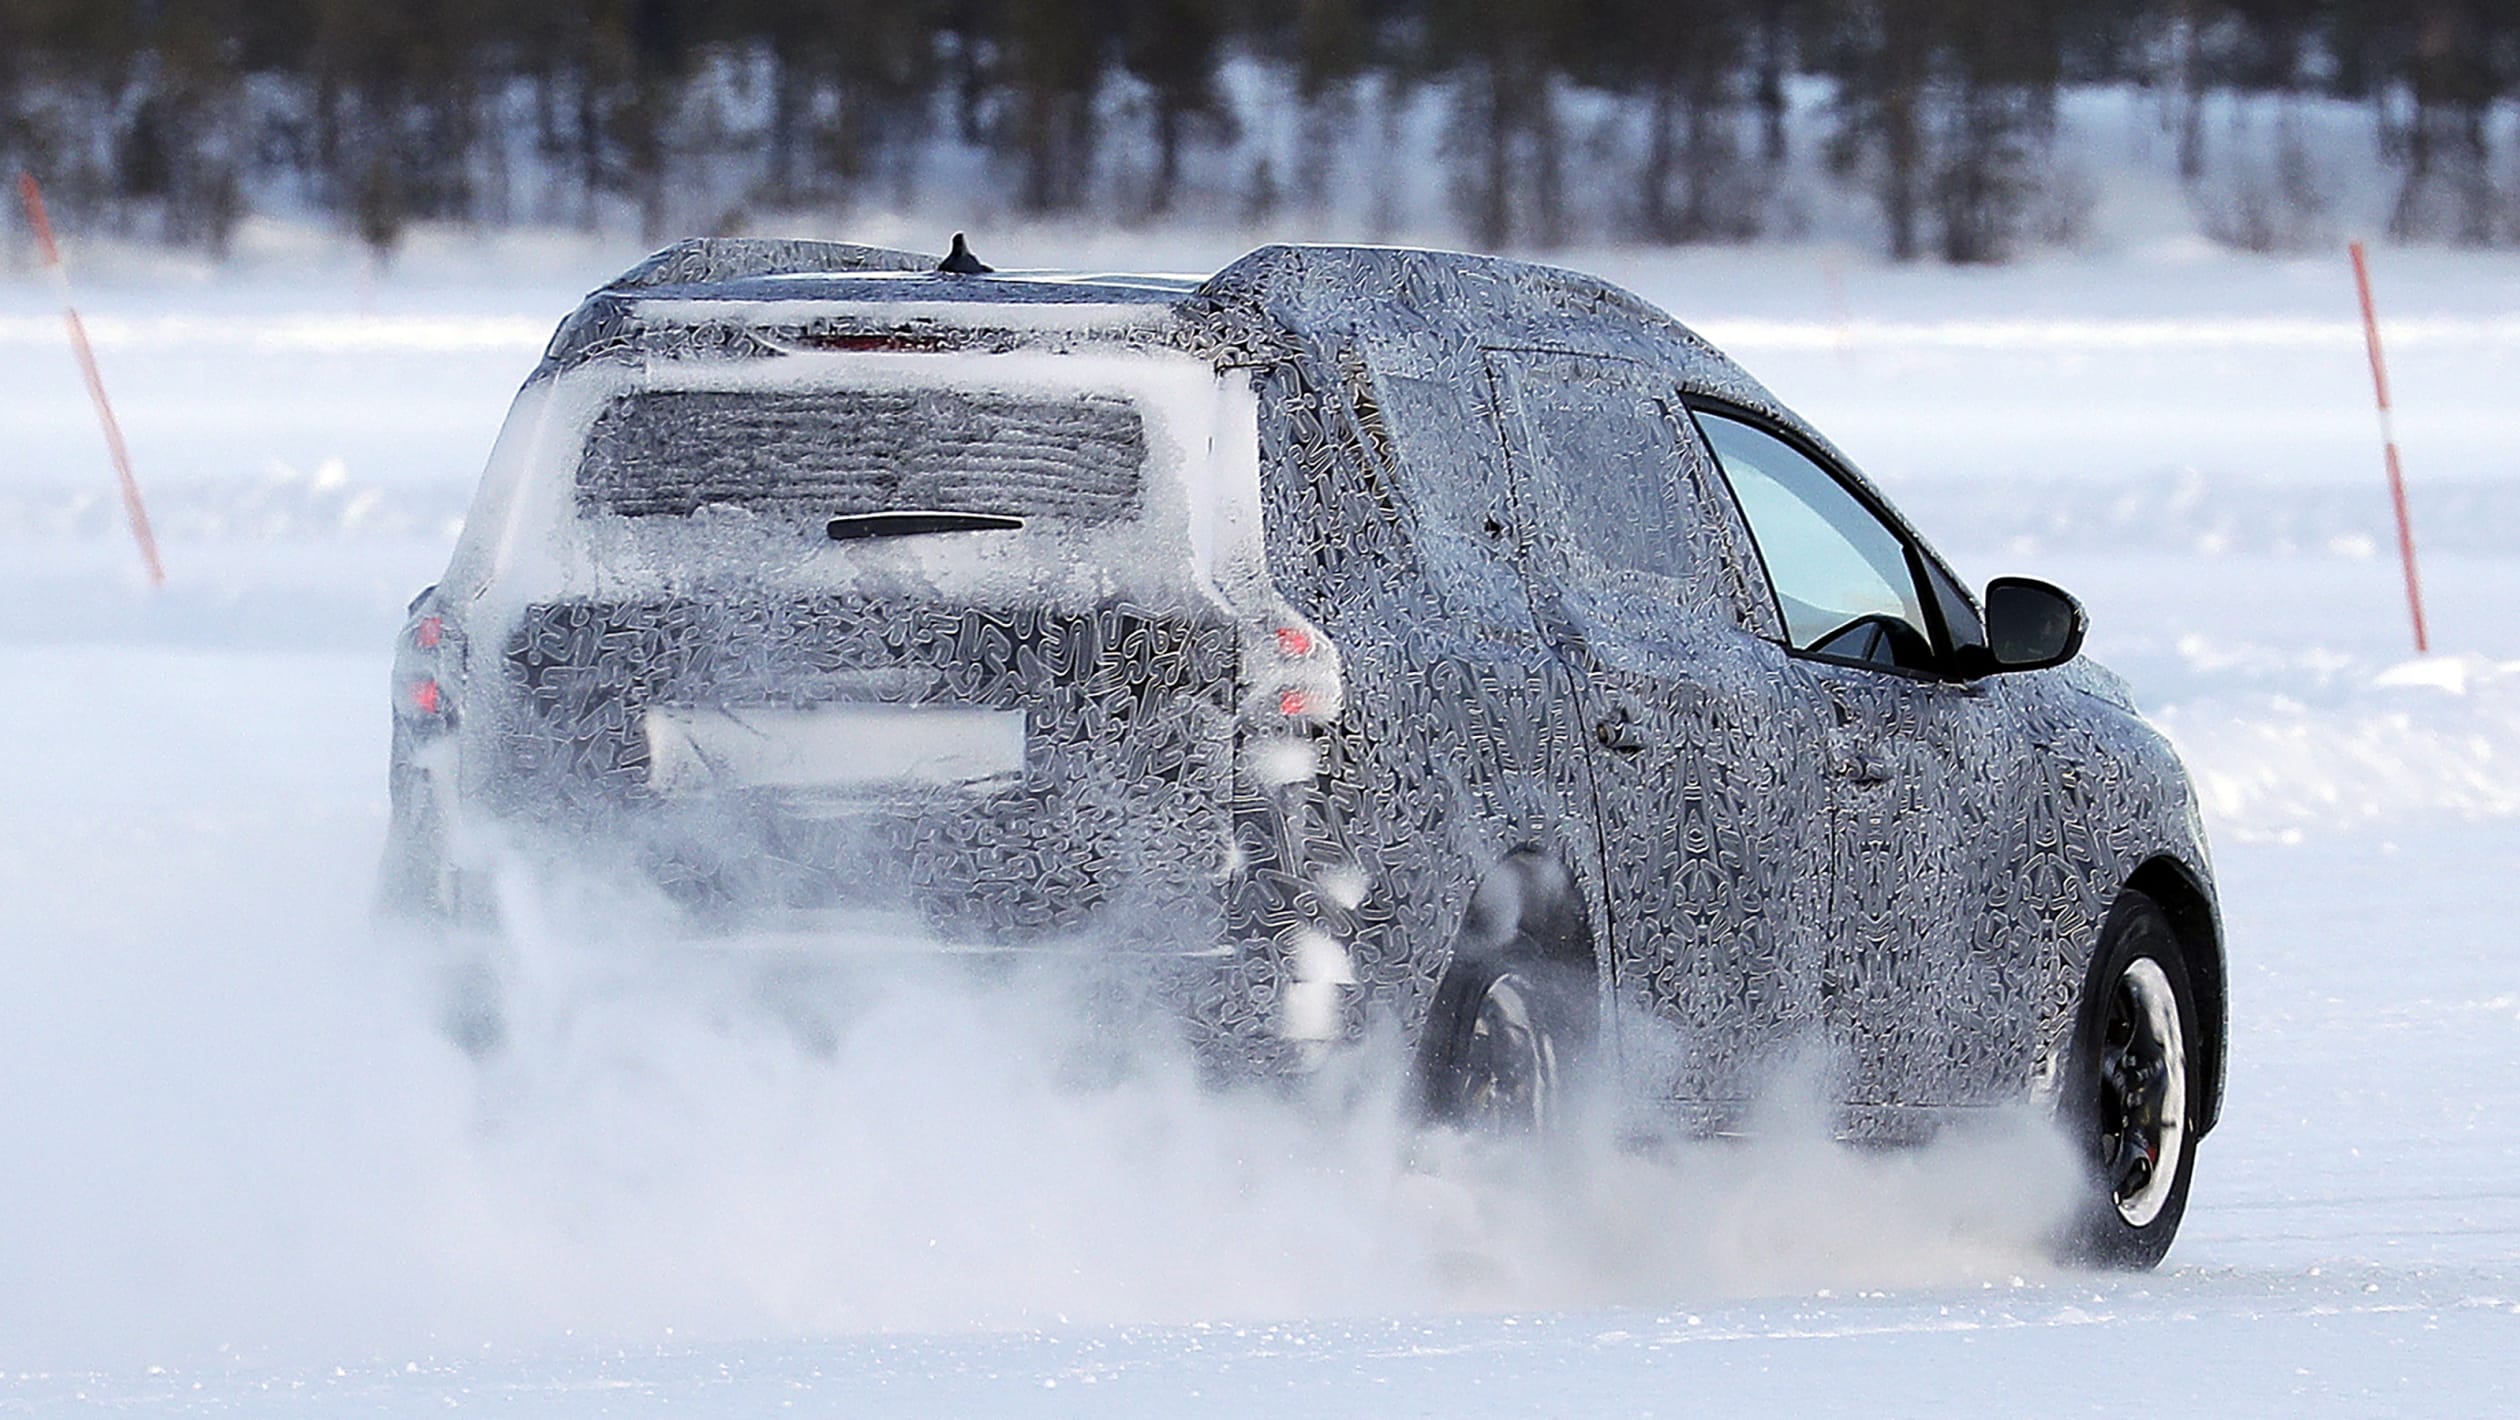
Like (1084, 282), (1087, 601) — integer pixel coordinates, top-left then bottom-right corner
(535, 237), (1859, 503)
(550, 238), (1766, 394)
(619, 270), (1209, 308)
(594, 237), (1202, 305)
(527, 237), (1962, 589)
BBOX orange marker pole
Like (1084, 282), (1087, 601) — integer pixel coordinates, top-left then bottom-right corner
(2349, 240), (2426, 655)
(18, 172), (165, 586)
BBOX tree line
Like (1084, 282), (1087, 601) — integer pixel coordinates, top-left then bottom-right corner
(2, 0), (2514, 264)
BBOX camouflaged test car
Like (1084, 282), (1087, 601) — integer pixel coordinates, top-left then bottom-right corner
(384, 236), (2226, 1266)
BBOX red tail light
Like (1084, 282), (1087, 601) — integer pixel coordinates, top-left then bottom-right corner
(1273, 625), (1314, 657)
(397, 598), (458, 732)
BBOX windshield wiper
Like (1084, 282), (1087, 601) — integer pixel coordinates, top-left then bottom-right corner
(827, 510), (1026, 541)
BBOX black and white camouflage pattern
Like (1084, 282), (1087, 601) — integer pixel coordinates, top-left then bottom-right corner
(390, 239), (2224, 1137)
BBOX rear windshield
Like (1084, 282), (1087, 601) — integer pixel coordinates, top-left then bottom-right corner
(577, 386), (1148, 522)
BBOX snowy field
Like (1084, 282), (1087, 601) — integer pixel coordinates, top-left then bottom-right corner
(4, 232), (2518, 1414)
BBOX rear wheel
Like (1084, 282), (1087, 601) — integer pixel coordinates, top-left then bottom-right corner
(437, 953), (509, 1059)
(379, 780), (509, 1059)
(1416, 854), (1596, 1134)
(1421, 958), (1571, 1132)
(2063, 890), (2203, 1268)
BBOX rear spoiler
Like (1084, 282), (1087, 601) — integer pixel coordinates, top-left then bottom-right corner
(604, 238), (939, 292)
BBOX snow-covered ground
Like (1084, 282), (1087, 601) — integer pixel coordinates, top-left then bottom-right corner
(3, 233), (2518, 1414)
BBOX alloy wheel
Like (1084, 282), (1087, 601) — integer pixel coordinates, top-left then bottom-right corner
(2098, 956), (2189, 1228)
(1454, 969), (1559, 1133)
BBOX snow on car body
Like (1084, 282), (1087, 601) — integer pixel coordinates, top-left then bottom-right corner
(387, 238), (2227, 1262)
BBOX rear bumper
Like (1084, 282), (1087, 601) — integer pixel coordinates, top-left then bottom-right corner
(586, 907), (1246, 960)
(456, 785), (1235, 947)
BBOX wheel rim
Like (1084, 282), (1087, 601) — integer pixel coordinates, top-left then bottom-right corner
(2097, 956), (2188, 1227)
(1456, 970), (1558, 1132)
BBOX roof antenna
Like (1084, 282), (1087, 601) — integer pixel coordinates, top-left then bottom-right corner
(937, 232), (992, 275)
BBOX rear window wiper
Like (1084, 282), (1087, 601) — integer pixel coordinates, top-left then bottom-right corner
(827, 510), (1026, 541)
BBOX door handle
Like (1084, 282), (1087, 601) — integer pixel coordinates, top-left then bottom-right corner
(1832, 749), (1894, 785)
(1594, 700), (1649, 754)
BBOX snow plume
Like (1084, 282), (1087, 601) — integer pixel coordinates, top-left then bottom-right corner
(396, 913), (2086, 1344)
(1, 832), (2078, 1371)
(0, 647), (2080, 1374)
(1405, 1057), (2081, 1311)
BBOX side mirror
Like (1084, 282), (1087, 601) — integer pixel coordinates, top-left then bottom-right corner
(1982, 576), (2086, 673)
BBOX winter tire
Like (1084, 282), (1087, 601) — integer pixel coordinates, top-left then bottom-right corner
(1419, 955), (1588, 1133)
(2063, 888), (2203, 1269)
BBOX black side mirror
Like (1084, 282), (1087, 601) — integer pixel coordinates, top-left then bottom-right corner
(1982, 576), (2086, 673)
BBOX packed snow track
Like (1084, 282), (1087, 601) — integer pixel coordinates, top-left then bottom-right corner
(3, 244), (2516, 1415)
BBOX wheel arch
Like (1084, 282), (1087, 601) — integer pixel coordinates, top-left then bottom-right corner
(1455, 842), (1600, 971)
(1413, 843), (1601, 1112)
(2123, 854), (2227, 1136)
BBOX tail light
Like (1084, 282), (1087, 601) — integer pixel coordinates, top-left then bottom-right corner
(1243, 612), (1342, 726)
(394, 595), (460, 734)
(1240, 610), (1341, 786)
(1238, 611), (1362, 1055)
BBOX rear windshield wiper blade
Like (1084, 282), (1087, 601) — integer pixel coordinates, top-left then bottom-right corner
(827, 510), (1026, 541)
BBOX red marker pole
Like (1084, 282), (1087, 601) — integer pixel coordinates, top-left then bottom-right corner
(2349, 239), (2427, 655)
(18, 172), (165, 587)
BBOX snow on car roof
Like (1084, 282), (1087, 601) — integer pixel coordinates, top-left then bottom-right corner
(535, 239), (1843, 490)
(629, 271), (1204, 307)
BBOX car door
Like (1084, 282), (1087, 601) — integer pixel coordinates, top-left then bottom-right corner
(1686, 406), (2035, 1111)
(1486, 351), (1834, 1112)
(1310, 347), (1629, 1018)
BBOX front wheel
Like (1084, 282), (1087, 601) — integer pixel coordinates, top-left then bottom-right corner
(2062, 890), (2203, 1269)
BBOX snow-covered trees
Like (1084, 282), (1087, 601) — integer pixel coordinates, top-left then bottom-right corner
(1, 0), (2514, 263)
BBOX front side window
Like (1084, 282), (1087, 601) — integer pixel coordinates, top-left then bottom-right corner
(1693, 409), (1936, 671)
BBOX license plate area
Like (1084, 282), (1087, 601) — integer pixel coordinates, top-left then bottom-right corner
(643, 703), (1027, 794)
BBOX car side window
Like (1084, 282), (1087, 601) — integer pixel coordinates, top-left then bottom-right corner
(1493, 352), (1697, 583)
(1691, 409), (1938, 672)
